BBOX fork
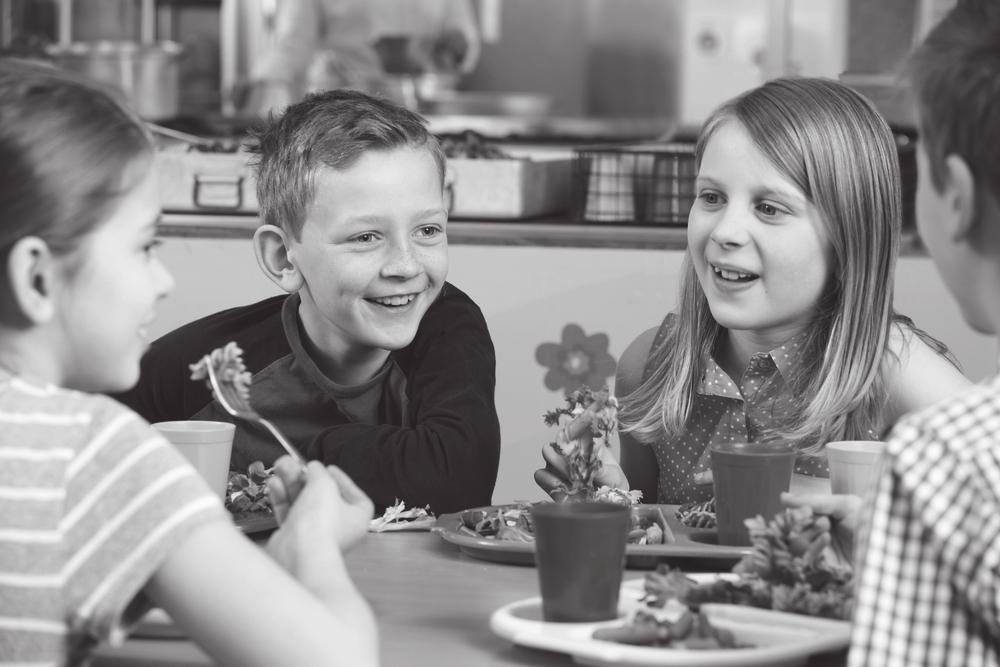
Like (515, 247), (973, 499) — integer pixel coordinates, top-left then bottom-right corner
(203, 357), (309, 469)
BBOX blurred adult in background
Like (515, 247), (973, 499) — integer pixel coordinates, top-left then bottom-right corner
(245, 0), (480, 117)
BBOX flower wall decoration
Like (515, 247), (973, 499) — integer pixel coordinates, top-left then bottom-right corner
(535, 323), (617, 393)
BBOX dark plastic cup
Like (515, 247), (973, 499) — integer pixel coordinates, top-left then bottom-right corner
(530, 502), (630, 622)
(710, 442), (796, 546)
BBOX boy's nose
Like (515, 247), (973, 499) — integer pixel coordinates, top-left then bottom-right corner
(381, 241), (422, 278)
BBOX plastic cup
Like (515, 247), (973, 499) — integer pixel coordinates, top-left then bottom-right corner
(710, 442), (796, 546)
(826, 440), (886, 496)
(530, 502), (630, 622)
(153, 421), (235, 499)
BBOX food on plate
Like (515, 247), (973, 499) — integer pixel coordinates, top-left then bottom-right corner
(543, 386), (637, 503)
(642, 507), (854, 620)
(459, 503), (670, 546)
(189, 341), (252, 401)
(592, 608), (746, 650)
(675, 498), (717, 528)
(369, 499), (436, 532)
(460, 503), (534, 542)
(226, 461), (273, 519)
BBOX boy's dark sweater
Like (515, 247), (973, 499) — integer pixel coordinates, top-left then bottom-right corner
(114, 283), (500, 514)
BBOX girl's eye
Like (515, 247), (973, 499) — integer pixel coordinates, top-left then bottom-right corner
(756, 202), (785, 218)
(697, 191), (723, 206)
(353, 232), (378, 243)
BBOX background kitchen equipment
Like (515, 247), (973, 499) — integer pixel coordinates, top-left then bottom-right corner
(572, 143), (697, 226)
(44, 0), (182, 120)
(571, 131), (917, 231)
(156, 139), (257, 214)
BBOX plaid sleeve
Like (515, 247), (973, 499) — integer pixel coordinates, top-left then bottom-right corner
(849, 392), (1000, 667)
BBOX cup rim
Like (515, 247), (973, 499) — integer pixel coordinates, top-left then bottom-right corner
(709, 441), (796, 456)
(530, 501), (629, 518)
(825, 440), (885, 454)
(152, 420), (235, 444)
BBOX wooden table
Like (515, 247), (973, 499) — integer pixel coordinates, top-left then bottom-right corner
(92, 529), (848, 666)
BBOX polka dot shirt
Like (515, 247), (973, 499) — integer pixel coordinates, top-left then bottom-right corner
(643, 320), (831, 505)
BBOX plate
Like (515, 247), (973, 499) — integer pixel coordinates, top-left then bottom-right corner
(432, 504), (751, 568)
(489, 576), (851, 666)
(132, 607), (183, 640)
(233, 511), (277, 535)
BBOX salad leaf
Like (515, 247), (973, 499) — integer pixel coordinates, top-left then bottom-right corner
(226, 461), (272, 516)
(643, 506), (854, 620)
(544, 386), (630, 502)
(369, 499), (436, 532)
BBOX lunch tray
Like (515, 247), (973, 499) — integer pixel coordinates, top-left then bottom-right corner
(432, 504), (750, 569)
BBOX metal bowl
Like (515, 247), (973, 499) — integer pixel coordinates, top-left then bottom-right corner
(420, 91), (552, 118)
(45, 40), (184, 120)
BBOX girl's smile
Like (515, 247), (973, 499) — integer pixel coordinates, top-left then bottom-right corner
(710, 263), (760, 284)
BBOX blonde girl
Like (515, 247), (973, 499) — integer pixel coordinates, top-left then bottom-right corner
(0, 60), (376, 666)
(563, 78), (970, 505)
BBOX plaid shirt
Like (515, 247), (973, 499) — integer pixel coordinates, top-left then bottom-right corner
(849, 374), (1000, 667)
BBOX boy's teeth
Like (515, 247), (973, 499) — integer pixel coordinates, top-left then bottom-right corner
(373, 294), (415, 306)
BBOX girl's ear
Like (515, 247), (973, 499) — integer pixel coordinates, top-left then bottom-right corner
(944, 154), (977, 242)
(253, 224), (304, 293)
(6, 236), (56, 324)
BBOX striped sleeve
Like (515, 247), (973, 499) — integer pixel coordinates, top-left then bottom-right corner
(0, 380), (228, 665)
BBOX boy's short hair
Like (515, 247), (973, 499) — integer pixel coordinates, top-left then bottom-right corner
(248, 89), (446, 239)
(908, 0), (1000, 202)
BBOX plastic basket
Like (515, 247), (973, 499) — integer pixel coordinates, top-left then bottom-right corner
(572, 143), (696, 225)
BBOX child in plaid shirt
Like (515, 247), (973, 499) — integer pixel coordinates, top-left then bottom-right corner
(847, 1), (1000, 665)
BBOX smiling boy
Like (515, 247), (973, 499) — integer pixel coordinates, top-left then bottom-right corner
(116, 89), (500, 515)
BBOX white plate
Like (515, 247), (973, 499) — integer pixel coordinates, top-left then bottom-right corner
(489, 575), (850, 667)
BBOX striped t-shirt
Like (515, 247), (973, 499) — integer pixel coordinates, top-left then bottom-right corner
(0, 375), (227, 666)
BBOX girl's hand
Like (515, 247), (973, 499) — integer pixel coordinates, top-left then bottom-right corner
(780, 491), (861, 566)
(267, 459), (373, 551)
(534, 438), (630, 501)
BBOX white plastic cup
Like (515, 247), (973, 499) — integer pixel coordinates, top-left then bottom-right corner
(825, 440), (886, 496)
(153, 421), (235, 498)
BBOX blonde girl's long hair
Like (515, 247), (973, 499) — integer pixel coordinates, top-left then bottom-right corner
(621, 77), (917, 453)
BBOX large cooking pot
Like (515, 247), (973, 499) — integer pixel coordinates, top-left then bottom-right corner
(45, 40), (183, 121)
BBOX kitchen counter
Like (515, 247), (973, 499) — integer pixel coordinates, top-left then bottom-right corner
(161, 213), (689, 249)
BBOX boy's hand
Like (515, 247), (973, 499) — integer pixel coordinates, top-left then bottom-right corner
(781, 491), (862, 566)
(267, 458), (373, 551)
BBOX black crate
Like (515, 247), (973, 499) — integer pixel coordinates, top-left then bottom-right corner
(572, 143), (697, 225)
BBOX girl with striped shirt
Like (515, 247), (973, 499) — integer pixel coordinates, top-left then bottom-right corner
(0, 60), (377, 667)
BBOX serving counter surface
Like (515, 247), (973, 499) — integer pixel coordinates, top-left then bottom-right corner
(160, 213), (690, 250)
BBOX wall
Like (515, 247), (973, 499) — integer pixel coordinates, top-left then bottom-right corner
(151, 236), (997, 506)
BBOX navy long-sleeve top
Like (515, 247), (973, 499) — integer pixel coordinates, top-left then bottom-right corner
(115, 282), (500, 514)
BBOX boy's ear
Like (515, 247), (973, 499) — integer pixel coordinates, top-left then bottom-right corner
(943, 154), (977, 242)
(253, 224), (304, 293)
(5, 236), (56, 325)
